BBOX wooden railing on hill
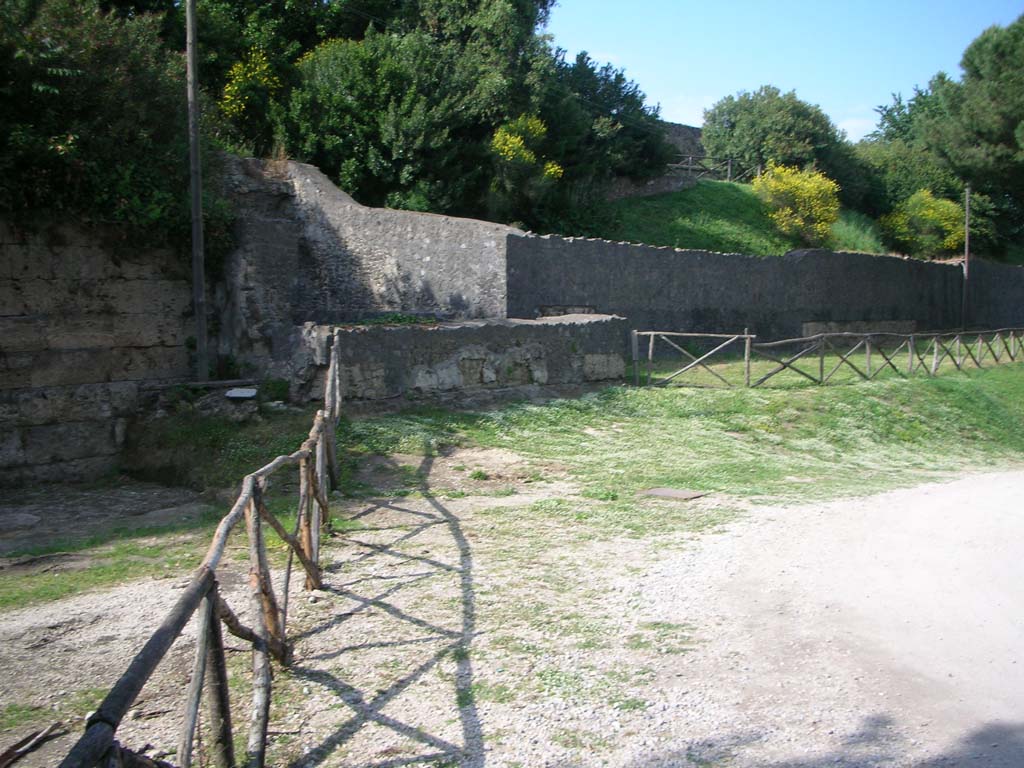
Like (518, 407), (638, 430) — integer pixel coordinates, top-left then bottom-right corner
(667, 155), (757, 182)
(59, 330), (345, 768)
(632, 328), (1024, 388)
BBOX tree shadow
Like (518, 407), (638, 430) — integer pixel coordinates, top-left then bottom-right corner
(287, 447), (483, 767)
(596, 715), (1024, 768)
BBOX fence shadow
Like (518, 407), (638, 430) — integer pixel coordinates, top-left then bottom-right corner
(287, 448), (483, 768)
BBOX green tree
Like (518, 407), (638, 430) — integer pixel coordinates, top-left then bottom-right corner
(702, 86), (841, 171)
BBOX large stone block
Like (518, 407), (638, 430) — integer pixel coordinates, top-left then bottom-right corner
(0, 455), (118, 486)
(9, 382), (139, 426)
(22, 420), (119, 463)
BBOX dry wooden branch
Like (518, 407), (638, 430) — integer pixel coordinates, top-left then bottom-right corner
(257, 498), (320, 590)
(204, 595), (234, 768)
(750, 343), (820, 387)
(0, 722), (63, 768)
(177, 595), (213, 768)
(244, 503), (273, 768)
(212, 592), (288, 664)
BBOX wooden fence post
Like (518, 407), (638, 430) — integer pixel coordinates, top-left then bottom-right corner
(244, 501), (273, 768)
(977, 335), (984, 366)
(205, 593), (234, 768)
(631, 331), (639, 387)
(818, 339), (825, 384)
(743, 328), (751, 388)
(956, 335), (962, 368)
(865, 338), (872, 378)
(907, 335), (915, 375)
(178, 595), (213, 768)
(931, 337), (939, 375)
(647, 334), (654, 386)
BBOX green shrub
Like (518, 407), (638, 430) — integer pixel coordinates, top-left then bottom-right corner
(752, 163), (840, 246)
(0, 0), (231, 256)
(880, 189), (965, 258)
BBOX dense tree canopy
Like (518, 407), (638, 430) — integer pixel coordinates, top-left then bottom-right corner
(0, 0), (670, 234)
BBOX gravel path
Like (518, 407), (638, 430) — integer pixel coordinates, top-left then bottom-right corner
(2, 464), (1022, 767)
(634, 469), (1024, 767)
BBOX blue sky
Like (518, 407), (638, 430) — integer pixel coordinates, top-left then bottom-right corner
(542, 0), (1023, 141)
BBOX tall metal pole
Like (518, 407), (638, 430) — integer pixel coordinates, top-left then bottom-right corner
(186, 0), (208, 381)
(961, 183), (971, 330)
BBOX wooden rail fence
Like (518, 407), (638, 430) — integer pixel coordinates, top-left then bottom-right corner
(667, 155), (757, 182)
(632, 328), (1024, 388)
(59, 329), (346, 768)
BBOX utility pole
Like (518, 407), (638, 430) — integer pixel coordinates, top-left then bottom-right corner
(961, 183), (971, 330)
(186, 0), (208, 381)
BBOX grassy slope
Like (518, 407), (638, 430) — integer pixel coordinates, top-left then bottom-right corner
(346, 365), (1024, 516)
(6, 365), (1022, 608)
(599, 180), (886, 256)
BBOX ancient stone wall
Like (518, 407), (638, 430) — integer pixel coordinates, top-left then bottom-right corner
(0, 222), (192, 485)
(218, 158), (523, 376)
(505, 235), (1024, 338)
(297, 315), (627, 403)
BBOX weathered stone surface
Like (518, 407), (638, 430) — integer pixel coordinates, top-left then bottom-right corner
(291, 315), (629, 402)
(22, 420), (119, 464)
(0, 223), (192, 485)
(1, 382), (139, 427)
(0, 455), (118, 486)
(506, 237), (1024, 339)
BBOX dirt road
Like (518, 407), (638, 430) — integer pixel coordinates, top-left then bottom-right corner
(2, 464), (1021, 767)
(640, 469), (1024, 767)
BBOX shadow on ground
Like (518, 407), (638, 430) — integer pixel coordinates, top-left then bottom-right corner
(599, 715), (1024, 768)
(287, 446), (483, 767)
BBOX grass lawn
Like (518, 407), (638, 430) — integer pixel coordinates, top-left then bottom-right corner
(6, 362), (1022, 609)
(596, 180), (887, 256)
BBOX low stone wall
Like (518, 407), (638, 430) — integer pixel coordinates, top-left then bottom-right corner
(296, 315), (628, 403)
(1, 222), (192, 486)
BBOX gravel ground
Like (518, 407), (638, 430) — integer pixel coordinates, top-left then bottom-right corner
(2, 461), (1022, 767)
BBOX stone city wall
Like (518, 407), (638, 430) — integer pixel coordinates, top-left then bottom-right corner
(1, 221), (192, 485)
(505, 235), (1024, 339)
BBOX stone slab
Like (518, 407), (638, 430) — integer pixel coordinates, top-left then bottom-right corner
(638, 488), (709, 501)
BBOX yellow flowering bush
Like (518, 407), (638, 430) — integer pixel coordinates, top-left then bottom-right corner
(881, 189), (964, 258)
(752, 162), (840, 246)
(220, 50), (281, 120)
(491, 128), (536, 164)
(542, 160), (564, 180)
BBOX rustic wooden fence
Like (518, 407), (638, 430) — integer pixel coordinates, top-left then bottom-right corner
(58, 330), (346, 768)
(632, 328), (1024, 388)
(667, 155), (757, 183)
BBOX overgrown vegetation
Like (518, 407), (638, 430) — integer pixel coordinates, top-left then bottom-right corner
(695, 15), (1024, 260)
(0, 0), (234, 259)
(596, 180), (885, 256)
(752, 163), (840, 246)
(343, 365), (1024, 510)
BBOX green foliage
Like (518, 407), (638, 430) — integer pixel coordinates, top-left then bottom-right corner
(0, 0), (232, 255)
(752, 163), (840, 246)
(487, 114), (564, 223)
(881, 189), (965, 258)
(282, 29), (494, 212)
(596, 180), (799, 256)
(258, 378), (290, 402)
(861, 16), (1024, 257)
(830, 210), (886, 254)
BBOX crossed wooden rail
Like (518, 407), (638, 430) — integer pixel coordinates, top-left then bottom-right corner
(632, 328), (1024, 388)
(59, 330), (345, 768)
